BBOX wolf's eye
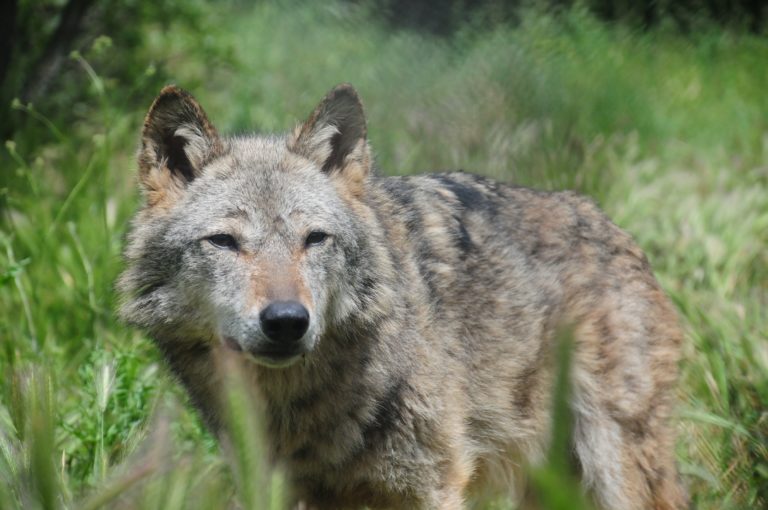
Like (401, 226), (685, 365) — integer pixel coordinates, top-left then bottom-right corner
(305, 231), (329, 247)
(206, 234), (238, 250)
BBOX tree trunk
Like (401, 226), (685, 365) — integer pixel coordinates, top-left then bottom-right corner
(21, 0), (95, 102)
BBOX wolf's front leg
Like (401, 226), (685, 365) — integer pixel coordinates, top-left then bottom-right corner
(422, 455), (472, 510)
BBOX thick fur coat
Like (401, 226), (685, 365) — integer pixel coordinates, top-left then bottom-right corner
(119, 84), (687, 509)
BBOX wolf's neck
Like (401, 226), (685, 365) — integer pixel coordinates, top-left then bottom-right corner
(250, 320), (409, 468)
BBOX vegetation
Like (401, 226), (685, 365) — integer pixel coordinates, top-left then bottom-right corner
(0, 1), (765, 508)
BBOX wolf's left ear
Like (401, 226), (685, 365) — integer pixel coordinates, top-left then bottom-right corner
(289, 84), (371, 185)
(138, 86), (223, 207)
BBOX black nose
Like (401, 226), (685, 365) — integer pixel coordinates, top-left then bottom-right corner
(260, 301), (310, 343)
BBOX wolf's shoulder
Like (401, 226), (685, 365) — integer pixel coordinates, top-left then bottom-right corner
(372, 170), (596, 215)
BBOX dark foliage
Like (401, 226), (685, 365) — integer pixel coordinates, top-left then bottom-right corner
(367, 0), (767, 34)
(0, 0), (207, 138)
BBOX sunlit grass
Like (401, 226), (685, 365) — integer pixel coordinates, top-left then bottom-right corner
(0, 1), (766, 508)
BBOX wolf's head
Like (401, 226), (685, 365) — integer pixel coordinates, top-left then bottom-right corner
(119, 84), (382, 368)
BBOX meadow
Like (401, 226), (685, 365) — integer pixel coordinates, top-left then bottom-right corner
(0, 1), (766, 508)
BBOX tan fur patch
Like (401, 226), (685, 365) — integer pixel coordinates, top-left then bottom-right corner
(247, 258), (270, 312)
(140, 164), (187, 209)
(247, 255), (315, 313)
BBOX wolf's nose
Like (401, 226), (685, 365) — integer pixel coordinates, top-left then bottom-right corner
(260, 301), (310, 343)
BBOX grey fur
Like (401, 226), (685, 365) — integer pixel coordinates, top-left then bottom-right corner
(119, 84), (687, 509)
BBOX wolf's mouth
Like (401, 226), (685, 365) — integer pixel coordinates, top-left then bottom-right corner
(247, 350), (304, 369)
(220, 336), (305, 368)
(221, 336), (243, 352)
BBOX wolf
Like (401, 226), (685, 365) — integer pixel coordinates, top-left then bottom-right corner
(119, 83), (687, 509)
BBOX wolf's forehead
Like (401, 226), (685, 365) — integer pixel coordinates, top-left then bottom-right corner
(196, 137), (335, 217)
(227, 135), (288, 162)
(215, 136), (320, 179)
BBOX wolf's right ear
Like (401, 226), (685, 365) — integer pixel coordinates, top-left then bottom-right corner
(138, 86), (222, 207)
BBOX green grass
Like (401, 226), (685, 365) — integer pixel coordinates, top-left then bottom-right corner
(1, 1), (766, 508)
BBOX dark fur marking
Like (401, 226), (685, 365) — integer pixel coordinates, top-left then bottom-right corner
(361, 378), (407, 448)
(225, 207), (248, 219)
(266, 407), (285, 438)
(455, 220), (474, 255)
(381, 180), (445, 303)
(512, 365), (538, 418)
(322, 132), (344, 174)
(158, 338), (211, 361)
(594, 316), (619, 376)
(419, 265), (440, 303)
(342, 238), (364, 273)
(595, 313), (617, 348)
(620, 415), (649, 441)
(433, 175), (498, 215)
(512, 339), (550, 418)
(136, 280), (164, 297)
(163, 134), (196, 181)
(575, 216), (591, 236)
(427, 180), (477, 258)
(285, 389), (322, 412)
(382, 179), (424, 233)
(529, 239), (542, 258)
(294, 479), (336, 505)
(135, 236), (186, 294)
(638, 253), (652, 272)
(291, 444), (315, 462)
(356, 275), (379, 306)
(156, 340), (220, 432)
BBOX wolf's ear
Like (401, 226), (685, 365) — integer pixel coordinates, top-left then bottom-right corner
(289, 84), (371, 184)
(138, 86), (223, 206)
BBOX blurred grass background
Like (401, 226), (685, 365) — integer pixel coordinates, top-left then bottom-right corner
(0, 0), (766, 508)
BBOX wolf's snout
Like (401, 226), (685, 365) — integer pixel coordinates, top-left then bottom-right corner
(260, 301), (310, 343)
